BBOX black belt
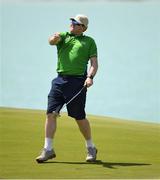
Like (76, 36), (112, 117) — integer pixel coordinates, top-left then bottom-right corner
(58, 73), (86, 78)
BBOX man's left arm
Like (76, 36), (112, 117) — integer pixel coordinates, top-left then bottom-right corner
(84, 56), (98, 88)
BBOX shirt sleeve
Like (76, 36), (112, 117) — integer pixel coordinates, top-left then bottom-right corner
(89, 39), (98, 58)
(56, 32), (67, 48)
(59, 32), (67, 41)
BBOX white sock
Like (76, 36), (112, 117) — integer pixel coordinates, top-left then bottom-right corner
(86, 139), (95, 148)
(44, 137), (53, 151)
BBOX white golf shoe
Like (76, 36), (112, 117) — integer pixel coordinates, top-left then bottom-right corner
(86, 147), (97, 162)
(36, 148), (56, 163)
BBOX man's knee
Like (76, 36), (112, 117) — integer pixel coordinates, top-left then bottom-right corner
(47, 112), (58, 120)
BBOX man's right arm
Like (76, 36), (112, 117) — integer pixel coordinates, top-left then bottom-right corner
(48, 32), (61, 45)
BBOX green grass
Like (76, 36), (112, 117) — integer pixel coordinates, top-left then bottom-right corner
(0, 107), (160, 179)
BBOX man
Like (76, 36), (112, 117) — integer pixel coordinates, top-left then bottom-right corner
(36, 14), (98, 163)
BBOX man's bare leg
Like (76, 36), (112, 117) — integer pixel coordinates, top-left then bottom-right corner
(76, 118), (97, 162)
(76, 118), (92, 142)
(36, 113), (57, 163)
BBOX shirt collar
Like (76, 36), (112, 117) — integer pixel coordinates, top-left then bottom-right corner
(69, 32), (84, 37)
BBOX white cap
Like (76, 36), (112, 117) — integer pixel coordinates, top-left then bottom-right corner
(70, 14), (89, 28)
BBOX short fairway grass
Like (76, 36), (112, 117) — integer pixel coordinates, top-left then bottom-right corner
(0, 107), (160, 179)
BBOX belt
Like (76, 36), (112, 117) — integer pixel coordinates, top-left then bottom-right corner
(58, 73), (86, 78)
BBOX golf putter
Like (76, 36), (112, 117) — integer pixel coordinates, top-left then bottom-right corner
(55, 85), (87, 115)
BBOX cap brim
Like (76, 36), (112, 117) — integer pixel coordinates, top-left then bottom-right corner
(70, 18), (83, 25)
(70, 18), (77, 22)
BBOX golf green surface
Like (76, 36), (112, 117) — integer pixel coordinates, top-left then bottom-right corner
(0, 108), (160, 179)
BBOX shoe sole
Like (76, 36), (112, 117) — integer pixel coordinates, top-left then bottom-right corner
(36, 154), (56, 163)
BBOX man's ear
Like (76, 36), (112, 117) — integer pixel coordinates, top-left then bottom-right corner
(83, 26), (87, 32)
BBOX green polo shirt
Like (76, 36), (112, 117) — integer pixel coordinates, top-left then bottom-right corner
(56, 32), (97, 75)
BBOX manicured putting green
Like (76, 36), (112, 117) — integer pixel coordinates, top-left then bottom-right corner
(0, 108), (160, 179)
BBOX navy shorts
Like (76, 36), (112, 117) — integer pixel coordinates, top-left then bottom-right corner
(47, 75), (87, 120)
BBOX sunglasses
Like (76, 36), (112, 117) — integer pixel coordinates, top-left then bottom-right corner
(75, 24), (82, 26)
(71, 20), (84, 27)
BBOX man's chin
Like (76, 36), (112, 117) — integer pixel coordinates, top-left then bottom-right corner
(70, 29), (74, 33)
